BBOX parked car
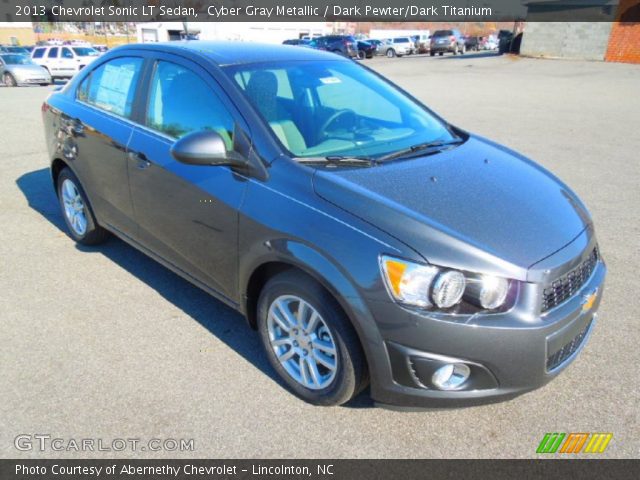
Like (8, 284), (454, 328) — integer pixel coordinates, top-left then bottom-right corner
(93, 44), (109, 53)
(411, 34), (430, 53)
(463, 35), (481, 51)
(366, 39), (387, 56)
(0, 53), (51, 86)
(310, 35), (358, 58)
(283, 39), (311, 46)
(356, 40), (376, 59)
(43, 42), (605, 408)
(430, 29), (466, 56)
(0, 45), (30, 55)
(31, 45), (99, 79)
(498, 29), (515, 54)
(378, 38), (412, 58)
(482, 35), (499, 50)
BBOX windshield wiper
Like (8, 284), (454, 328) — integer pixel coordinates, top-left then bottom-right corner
(376, 139), (464, 162)
(296, 155), (378, 166)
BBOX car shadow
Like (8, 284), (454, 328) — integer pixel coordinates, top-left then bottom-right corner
(16, 168), (374, 409)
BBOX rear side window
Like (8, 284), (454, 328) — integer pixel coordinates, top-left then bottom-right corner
(32, 48), (45, 59)
(145, 61), (235, 147)
(47, 48), (58, 58)
(77, 57), (143, 118)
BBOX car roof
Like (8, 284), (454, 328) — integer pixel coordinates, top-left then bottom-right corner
(111, 41), (347, 66)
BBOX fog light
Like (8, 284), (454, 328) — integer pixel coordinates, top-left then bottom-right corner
(431, 363), (471, 390)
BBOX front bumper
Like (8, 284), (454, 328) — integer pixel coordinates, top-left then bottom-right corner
(365, 258), (606, 409)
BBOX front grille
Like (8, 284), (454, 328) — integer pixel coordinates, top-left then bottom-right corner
(542, 247), (598, 312)
(546, 320), (591, 371)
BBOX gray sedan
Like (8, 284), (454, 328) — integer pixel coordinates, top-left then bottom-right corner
(0, 54), (51, 87)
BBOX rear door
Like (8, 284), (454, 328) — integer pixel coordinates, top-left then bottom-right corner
(126, 53), (250, 303)
(65, 55), (146, 234)
(45, 47), (60, 76)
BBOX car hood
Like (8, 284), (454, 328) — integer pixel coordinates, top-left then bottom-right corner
(313, 135), (591, 281)
(7, 64), (49, 76)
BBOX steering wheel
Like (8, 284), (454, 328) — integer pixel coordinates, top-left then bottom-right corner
(319, 109), (357, 139)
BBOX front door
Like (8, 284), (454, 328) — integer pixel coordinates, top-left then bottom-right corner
(127, 56), (250, 304)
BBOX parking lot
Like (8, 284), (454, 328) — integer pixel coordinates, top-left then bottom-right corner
(1, 52), (639, 458)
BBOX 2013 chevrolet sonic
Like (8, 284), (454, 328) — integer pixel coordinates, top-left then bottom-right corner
(42, 42), (606, 408)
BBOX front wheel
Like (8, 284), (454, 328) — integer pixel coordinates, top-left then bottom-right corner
(257, 271), (368, 406)
(386, 48), (396, 58)
(3, 72), (16, 87)
(57, 167), (109, 245)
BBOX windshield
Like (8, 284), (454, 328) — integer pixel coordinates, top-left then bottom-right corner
(226, 60), (457, 159)
(72, 47), (99, 57)
(1, 54), (35, 65)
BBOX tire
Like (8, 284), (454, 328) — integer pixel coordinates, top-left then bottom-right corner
(439, 52), (444, 56)
(430, 51), (435, 57)
(357, 50), (365, 60)
(461, 44), (466, 55)
(3, 72), (16, 87)
(56, 167), (109, 245)
(453, 45), (459, 55)
(39, 83), (50, 87)
(257, 271), (368, 406)
(386, 48), (396, 58)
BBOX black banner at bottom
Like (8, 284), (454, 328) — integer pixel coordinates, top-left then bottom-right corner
(0, 459), (638, 480)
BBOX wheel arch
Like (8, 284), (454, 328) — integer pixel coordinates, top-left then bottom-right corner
(241, 242), (382, 378)
(51, 157), (69, 196)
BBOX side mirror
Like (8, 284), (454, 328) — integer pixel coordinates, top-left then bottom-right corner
(170, 130), (246, 167)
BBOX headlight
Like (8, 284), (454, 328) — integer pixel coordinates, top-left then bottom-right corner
(431, 270), (466, 308)
(465, 275), (510, 309)
(380, 256), (512, 311)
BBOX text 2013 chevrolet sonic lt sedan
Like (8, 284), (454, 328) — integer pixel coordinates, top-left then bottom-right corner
(43, 42), (606, 408)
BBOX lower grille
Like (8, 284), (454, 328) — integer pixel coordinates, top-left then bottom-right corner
(546, 320), (591, 371)
(542, 247), (598, 312)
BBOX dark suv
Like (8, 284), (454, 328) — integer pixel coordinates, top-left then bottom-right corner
(42, 42), (605, 408)
(430, 29), (466, 56)
(311, 35), (358, 58)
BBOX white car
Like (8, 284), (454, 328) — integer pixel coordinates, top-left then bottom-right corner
(379, 37), (413, 58)
(31, 45), (99, 80)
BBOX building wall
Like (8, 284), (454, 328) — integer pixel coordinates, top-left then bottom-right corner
(521, 22), (614, 61)
(0, 27), (35, 46)
(605, 0), (640, 64)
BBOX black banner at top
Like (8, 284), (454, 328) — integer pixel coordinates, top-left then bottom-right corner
(4, 0), (639, 22)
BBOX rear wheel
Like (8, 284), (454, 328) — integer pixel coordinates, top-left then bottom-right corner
(57, 167), (109, 245)
(430, 51), (435, 57)
(357, 50), (365, 60)
(3, 72), (16, 87)
(257, 271), (368, 406)
(386, 48), (396, 58)
(439, 52), (444, 56)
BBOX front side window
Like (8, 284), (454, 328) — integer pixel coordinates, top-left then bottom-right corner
(32, 48), (45, 59)
(145, 61), (235, 149)
(77, 57), (143, 118)
(61, 47), (73, 59)
(227, 60), (456, 159)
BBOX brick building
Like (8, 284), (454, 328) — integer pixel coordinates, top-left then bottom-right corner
(521, 0), (640, 64)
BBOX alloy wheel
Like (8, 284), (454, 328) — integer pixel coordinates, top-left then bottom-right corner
(267, 295), (338, 390)
(61, 178), (88, 236)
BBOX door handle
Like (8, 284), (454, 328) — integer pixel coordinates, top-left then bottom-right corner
(128, 151), (151, 170)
